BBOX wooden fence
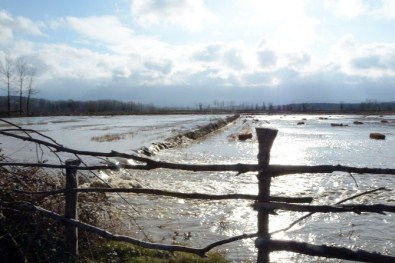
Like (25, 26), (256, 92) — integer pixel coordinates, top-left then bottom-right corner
(1, 120), (395, 262)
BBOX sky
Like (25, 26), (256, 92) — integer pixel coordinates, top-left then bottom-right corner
(1, 0), (395, 106)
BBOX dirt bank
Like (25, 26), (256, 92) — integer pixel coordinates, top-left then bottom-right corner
(137, 114), (240, 156)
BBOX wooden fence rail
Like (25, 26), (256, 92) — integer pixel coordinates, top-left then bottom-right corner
(1, 121), (395, 262)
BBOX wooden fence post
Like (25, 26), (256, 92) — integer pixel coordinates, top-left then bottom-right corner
(255, 128), (278, 263)
(64, 159), (81, 261)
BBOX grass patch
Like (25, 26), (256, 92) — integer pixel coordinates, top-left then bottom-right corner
(84, 241), (230, 263)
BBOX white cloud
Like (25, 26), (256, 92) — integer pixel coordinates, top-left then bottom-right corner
(35, 44), (134, 81)
(131, 0), (215, 31)
(327, 35), (395, 78)
(242, 70), (281, 87)
(223, 1), (319, 52)
(193, 44), (222, 61)
(324, 0), (395, 20)
(0, 10), (44, 43)
(60, 15), (185, 77)
(231, 0), (307, 24)
(257, 49), (277, 68)
(372, 0), (395, 19)
(66, 16), (134, 45)
(222, 47), (245, 70)
(16, 16), (44, 35)
(0, 24), (13, 43)
(273, 16), (320, 52)
(324, 0), (368, 18)
(351, 42), (395, 76)
(144, 59), (173, 74)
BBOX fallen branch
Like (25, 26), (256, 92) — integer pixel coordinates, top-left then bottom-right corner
(3, 160), (395, 180)
(201, 232), (257, 253)
(15, 187), (313, 203)
(0, 161), (258, 173)
(255, 202), (395, 214)
(270, 164), (395, 176)
(270, 187), (390, 235)
(266, 239), (395, 263)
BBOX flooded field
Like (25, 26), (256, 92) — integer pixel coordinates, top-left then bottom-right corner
(1, 114), (394, 262)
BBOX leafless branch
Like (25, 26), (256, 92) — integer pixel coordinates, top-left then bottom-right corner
(266, 239), (395, 262)
(0, 119), (63, 164)
(270, 187), (390, 235)
(14, 187), (313, 203)
(256, 202), (395, 214)
(3, 128), (395, 177)
(269, 164), (395, 176)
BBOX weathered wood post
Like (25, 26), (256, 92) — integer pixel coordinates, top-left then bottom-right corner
(255, 128), (278, 263)
(64, 159), (81, 261)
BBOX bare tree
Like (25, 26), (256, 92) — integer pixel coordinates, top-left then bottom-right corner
(16, 57), (28, 115)
(0, 54), (14, 117)
(26, 67), (38, 116)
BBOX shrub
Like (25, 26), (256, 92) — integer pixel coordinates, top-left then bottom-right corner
(0, 155), (111, 262)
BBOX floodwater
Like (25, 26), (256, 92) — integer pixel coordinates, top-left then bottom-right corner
(1, 114), (394, 262)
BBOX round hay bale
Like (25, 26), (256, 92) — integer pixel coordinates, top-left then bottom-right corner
(370, 133), (385, 140)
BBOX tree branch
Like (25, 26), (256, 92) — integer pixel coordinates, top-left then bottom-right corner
(270, 164), (395, 176)
(2, 128), (395, 176)
(266, 239), (395, 262)
(14, 187), (313, 203)
(270, 187), (390, 235)
(255, 202), (395, 214)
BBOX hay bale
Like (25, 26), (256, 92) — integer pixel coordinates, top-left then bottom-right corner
(370, 133), (385, 140)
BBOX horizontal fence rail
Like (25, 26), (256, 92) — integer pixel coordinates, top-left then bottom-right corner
(1, 118), (395, 262)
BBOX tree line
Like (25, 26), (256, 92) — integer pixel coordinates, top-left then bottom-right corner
(1, 96), (394, 117)
(0, 96), (163, 116)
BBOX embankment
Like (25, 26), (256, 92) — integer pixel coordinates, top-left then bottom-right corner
(137, 114), (240, 156)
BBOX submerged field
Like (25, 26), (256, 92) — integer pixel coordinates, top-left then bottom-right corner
(1, 114), (394, 262)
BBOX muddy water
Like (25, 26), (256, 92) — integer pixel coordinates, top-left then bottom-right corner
(114, 115), (395, 262)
